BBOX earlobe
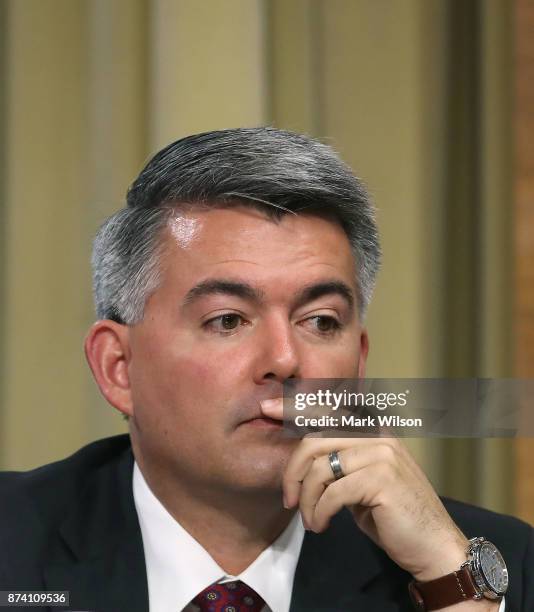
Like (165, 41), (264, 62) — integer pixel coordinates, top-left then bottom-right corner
(84, 320), (134, 417)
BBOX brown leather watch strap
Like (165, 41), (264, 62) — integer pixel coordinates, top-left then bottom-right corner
(408, 566), (481, 611)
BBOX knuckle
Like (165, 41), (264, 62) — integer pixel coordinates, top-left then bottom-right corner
(324, 481), (342, 505)
(377, 442), (397, 463)
(345, 446), (359, 461)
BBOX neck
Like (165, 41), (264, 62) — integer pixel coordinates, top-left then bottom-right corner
(135, 455), (295, 575)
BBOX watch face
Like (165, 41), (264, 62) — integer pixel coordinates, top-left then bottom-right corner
(479, 541), (509, 595)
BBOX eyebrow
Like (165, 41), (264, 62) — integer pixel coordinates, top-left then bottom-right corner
(182, 278), (354, 310)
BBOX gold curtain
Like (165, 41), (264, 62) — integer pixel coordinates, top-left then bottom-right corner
(0, 0), (521, 518)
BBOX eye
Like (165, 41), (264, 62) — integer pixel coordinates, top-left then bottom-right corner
(204, 313), (247, 334)
(305, 315), (342, 335)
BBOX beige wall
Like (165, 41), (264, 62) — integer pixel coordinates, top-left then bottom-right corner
(514, 0), (534, 525)
(0, 1), (517, 516)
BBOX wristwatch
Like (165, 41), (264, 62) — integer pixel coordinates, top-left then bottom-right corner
(408, 537), (509, 611)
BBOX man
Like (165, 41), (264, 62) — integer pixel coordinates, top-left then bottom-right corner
(0, 128), (532, 612)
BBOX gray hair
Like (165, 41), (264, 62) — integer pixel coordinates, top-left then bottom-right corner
(91, 127), (381, 324)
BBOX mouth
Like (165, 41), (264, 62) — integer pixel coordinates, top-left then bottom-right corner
(236, 395), (285, 431)
(240, 416), (284, 430)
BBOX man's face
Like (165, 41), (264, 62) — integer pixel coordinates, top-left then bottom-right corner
(126, 206), (368, 495)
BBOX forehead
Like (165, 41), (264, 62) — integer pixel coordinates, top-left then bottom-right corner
(159, 205), (357, 289)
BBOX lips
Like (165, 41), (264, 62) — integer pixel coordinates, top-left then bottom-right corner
(235, 395), (285, 429)
(242, 416), (284, 429)
(238, 397), (285, 429)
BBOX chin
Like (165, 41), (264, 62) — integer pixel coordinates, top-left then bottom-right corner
(219, 445), (294, 493)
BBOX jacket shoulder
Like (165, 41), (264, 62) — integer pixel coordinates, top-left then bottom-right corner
(0, 435), (133, 588)
(0, 435), (131, 537)
(442, 496), (532, 543)
(0, 434), (131, 488)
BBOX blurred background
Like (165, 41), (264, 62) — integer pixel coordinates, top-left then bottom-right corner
(0, 0), (532, 524)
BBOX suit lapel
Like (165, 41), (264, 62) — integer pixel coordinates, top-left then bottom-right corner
(42, 446), (148, 612)
(290, 510), (410, 612)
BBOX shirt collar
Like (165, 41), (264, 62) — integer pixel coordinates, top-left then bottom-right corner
(133, 462), (305, 612)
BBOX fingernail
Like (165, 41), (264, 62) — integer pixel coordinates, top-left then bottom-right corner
(283, 494), (289, 509)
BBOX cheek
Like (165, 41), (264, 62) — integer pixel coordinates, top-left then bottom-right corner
(182, 344), (252, 396)
(136, 337), (250, 408)
(304, 339), (362, 378)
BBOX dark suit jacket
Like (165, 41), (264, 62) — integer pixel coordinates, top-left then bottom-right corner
(1, 435), (533, 612)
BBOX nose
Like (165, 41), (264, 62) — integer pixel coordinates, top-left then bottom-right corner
(252, 314), (300, 384)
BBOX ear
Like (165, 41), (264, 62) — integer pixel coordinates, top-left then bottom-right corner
(84, 320), (134, 417)
(357, 329), (369, 378)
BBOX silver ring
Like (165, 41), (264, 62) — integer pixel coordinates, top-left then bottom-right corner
(328, 450), (344, 480)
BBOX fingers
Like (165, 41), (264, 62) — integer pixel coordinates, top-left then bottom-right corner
(282, 435), (471, 579)
(284, 437), (400, 507)
(259, 397), (283, 420)
(297, 443), (399, 531)
(311, 470), (368, 532)
(283, 437), (364, 508)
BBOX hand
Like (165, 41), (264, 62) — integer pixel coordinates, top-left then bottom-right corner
(261, 399), (469, 582)
(284, 436), (468, 581)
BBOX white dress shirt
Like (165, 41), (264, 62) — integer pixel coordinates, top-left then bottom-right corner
(133, 463), (506, 612)
(133, 463), (304, 612)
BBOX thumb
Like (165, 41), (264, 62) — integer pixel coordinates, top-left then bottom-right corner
(259, 397), (284, 420)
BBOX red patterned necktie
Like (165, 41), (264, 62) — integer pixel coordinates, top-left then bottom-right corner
(192, 580), (265, 612)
